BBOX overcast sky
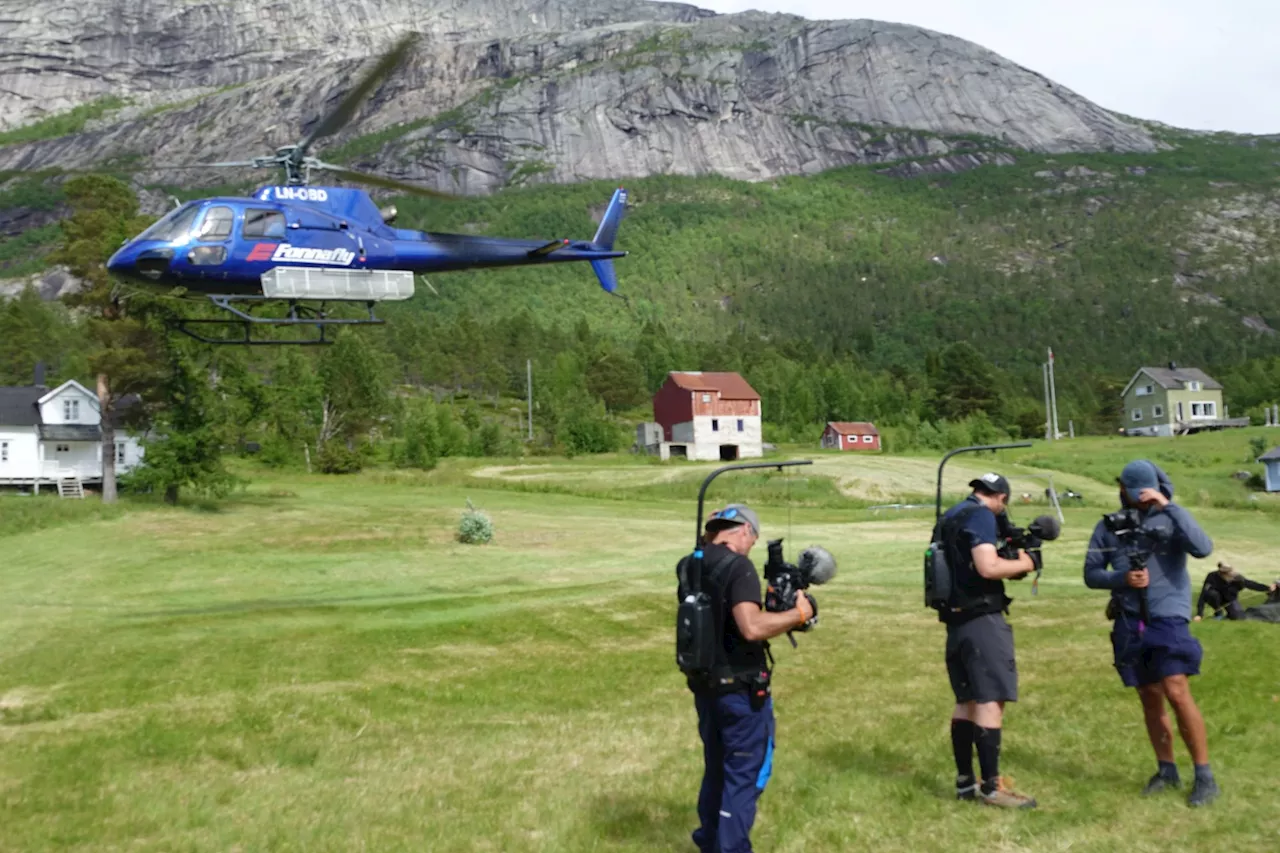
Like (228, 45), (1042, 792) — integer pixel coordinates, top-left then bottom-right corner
(698, 1), (1279, 134)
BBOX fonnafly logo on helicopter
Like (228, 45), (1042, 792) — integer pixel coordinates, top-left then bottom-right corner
(258, 186), (329, 202)
(246, 242), (356, 266)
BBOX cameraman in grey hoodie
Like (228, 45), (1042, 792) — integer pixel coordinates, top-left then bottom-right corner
(1083, 460), (1218, 807)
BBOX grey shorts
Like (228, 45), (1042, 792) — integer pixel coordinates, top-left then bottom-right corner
(945, 613), (1018, 704)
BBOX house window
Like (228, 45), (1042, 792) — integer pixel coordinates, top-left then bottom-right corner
(1136, 384), (1154, 397)
(1152, 405), (1164, 418)
(1186, 381), (1202, 391)
(64, 399), (80, 420)
(737, 419), (744, 431)
(701, 394), (711, 403)
(116, 443), (126, 465)
(1177, 402), (1185, 421)
(56, 444), (70, 453)
(0, 441), (7, 463)
(1191, 402), (1216, 418)
(711, 419), (719, 432)
(863, 435), (874, 443)
(1131, 408), (1143, 422)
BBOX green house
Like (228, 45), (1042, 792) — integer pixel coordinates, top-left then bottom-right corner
(1120, 364), (1246, 436)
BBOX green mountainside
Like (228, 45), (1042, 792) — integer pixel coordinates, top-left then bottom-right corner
(380, 130), (1280, 371)
(3, 129), (1280, 442)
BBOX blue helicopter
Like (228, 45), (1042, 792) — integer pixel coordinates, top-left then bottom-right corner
(104, 34), (628, 345)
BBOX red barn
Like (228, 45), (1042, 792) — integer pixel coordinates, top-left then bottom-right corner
(652, 372), (762, 461)
(821, 421), (880, 451)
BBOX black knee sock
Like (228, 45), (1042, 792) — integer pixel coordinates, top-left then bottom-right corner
(975, 726), (1002, 792)
(951, 719), (976, 782)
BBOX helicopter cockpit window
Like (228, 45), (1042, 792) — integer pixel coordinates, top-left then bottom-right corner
(197, 206), (234, 241)
(138, 203), (200, 243)
(243, 209), (287, 239)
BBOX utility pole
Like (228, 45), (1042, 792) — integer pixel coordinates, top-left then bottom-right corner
(526, 359), (534, 442)
(1048, 347), (1060, 440)
(1042, 362), (1052, 441)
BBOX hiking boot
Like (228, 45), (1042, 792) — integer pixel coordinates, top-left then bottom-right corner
(1187, 777), (1220, 808)
(1141, 773), (1181, 796)
(956, 777), (978, 801)
(980, 777), (1037, 809)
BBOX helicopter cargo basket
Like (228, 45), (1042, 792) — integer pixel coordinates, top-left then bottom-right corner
(261, 267), (415, 301)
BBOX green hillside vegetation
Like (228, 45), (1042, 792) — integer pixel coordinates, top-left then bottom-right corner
(3, 131), (1280, 454)
(0, 97), (128, 147)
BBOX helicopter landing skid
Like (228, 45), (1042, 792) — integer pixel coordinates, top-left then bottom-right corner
(171, 294), (384, 345)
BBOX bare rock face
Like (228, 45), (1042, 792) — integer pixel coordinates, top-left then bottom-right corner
(0, 0), (710, 130)
(0, 265), (84, 301)
(0, 0), (1158, 192)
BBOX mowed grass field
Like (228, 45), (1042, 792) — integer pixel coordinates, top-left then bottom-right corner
(2, 451), (1279, 852)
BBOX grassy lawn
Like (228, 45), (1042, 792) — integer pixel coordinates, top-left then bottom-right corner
(2, 452), (1279, 851)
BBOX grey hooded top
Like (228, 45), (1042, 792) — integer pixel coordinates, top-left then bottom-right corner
(1083, 462), (1213, 622)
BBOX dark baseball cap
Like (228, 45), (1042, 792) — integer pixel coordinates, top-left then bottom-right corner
(705, 503), (760, 537)
(969, 472), (1011, 497)
(1118, 459), (1160, 503)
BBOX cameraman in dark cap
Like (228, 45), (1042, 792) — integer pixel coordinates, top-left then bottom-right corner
(677, 503), (815, 853)
(935, 472), (1039, 808)
(1083, 459), (1218, 807)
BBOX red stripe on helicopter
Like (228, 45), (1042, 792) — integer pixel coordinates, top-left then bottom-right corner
(246, 242), (279, 262)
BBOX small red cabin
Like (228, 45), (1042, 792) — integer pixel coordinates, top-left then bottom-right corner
(821, 421), (880, 451)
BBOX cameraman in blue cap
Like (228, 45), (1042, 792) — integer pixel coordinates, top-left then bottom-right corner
(1083, 459), (1218, 806)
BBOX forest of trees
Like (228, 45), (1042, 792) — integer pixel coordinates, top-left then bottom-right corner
(3, 130), (1280, 498)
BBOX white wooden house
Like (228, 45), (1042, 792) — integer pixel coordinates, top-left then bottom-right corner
(0, 379), (144, 492)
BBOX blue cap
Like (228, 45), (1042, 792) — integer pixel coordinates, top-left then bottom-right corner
(1119, 459), (1160, 502)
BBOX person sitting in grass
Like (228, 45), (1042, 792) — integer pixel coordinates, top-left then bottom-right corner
(1195, 562), (1278, 621)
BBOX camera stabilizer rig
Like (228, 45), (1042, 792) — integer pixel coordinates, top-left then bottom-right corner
(676, 460), (836, 677)
(924, 443), (1061, 610)
(1101, 507), (1171, 632)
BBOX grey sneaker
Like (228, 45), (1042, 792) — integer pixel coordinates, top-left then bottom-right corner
(956, 777), (978, 801)
(1187, 777), (1220, 808)
(1141, 773), (1181, 796)
(980, 777), (1037, 809)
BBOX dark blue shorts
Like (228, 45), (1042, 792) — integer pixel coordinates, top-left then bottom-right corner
(1110, 615), (1202, 688)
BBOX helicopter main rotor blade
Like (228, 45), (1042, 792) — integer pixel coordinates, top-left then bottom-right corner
(310, 161), (457, 199)
(142, 161), (263, 169)
(296, 32), (419, 157)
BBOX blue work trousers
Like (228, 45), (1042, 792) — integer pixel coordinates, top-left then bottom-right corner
(692, 690), (775, 853)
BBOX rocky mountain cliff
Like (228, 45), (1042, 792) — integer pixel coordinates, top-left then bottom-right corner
(0, 0), (1159, 193)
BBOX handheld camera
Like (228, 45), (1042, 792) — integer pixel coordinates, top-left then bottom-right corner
(1101, 507), (1171, 629)
(764, 539), (837, 646)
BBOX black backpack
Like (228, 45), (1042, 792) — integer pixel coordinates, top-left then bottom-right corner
(924, 504), (980, 612)
(676, 548), (738, 678)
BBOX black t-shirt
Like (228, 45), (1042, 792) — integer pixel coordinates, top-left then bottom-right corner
(679, 542), (767, 673)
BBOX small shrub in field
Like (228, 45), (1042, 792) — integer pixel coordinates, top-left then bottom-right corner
(458, 499), (494, 544)
(318, 442), (362, 474)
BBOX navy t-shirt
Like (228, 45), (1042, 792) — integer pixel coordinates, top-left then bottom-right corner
(938, 496), (1003, 621)
(942, 496), (999, 561)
